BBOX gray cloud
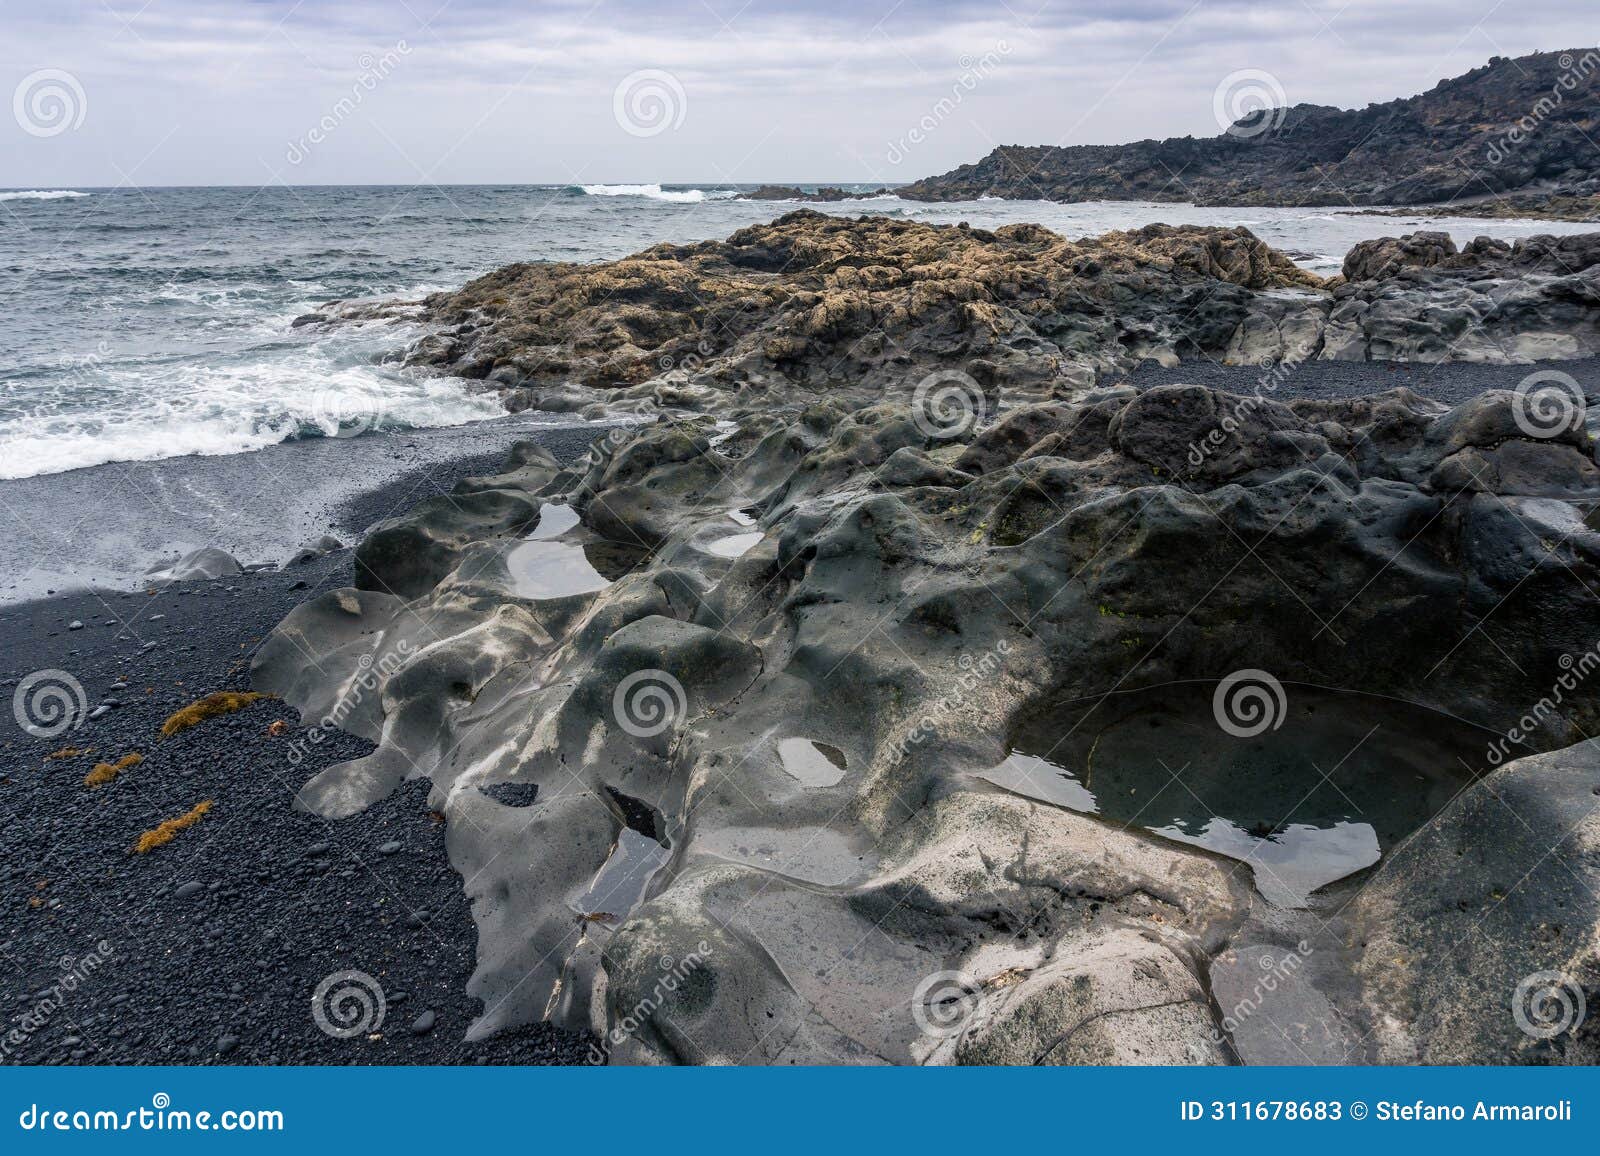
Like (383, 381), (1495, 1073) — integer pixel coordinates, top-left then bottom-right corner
(2, 0), (1596, 187)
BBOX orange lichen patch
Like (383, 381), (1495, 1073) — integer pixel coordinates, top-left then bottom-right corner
(46, 746), (89, 761)
(160, 691), (267, 738)
(133, 800), (212, 854)
(84, 752), (143, 787)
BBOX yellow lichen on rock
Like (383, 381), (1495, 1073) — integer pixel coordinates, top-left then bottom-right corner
(412, 210), (1328, 397)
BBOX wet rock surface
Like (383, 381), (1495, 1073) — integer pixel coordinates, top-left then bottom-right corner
(144, 547), (243, 586)
(253, 368), (1600, 1064)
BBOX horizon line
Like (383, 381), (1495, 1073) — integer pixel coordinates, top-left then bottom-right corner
(0, 180), (913, 192)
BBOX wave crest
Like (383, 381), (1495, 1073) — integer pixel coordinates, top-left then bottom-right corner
(576, 183), (737, 204)
(0, 189), (90, 202)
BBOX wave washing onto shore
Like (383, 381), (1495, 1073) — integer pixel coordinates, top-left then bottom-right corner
(9, 184), (1600, 483)
(576, 183), (740, 203)
(0, 189), (90, 201)
(0, 346), (506, 480)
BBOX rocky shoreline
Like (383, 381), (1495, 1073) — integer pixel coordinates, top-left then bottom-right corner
(296, 211), (1600, 431)
(735, 185), (892, 203)
(20, 207), (1600, 1066)
(6, 357), (1549, 1067)
(1346, 190), (1600, 223)
(261, 213), (1600, 1064)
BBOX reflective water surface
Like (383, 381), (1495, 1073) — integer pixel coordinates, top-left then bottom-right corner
(985, 683), (1504, 906)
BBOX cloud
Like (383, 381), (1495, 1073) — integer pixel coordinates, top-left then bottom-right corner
(2, 0), (1597, 186)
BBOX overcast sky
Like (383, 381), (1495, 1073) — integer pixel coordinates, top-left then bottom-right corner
(3, 0), (1596, 188)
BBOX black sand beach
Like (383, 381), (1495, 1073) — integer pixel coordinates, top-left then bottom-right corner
(0, 415), (614, 606)
(0, 422), (605, 1065)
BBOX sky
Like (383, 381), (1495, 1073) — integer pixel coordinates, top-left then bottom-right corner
(2, 0), (1597, 188)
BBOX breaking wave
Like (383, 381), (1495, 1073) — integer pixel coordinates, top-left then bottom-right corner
(576, 183), (739, 203)
(0, 189), (91, 202)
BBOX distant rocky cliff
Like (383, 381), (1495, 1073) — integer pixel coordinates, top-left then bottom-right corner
(900, 49), (1600, 208)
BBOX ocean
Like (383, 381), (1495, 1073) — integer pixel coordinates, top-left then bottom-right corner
(3, 182), (1595, 482)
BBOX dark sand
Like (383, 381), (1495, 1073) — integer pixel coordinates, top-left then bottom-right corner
(0, 414), (612, 607)
(0, 424), (604, 1065)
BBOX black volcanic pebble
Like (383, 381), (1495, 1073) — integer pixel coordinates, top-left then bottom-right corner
(478, 782), (539, 807)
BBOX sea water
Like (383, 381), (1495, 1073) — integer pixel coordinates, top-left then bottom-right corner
(4, 182), (1594, 480)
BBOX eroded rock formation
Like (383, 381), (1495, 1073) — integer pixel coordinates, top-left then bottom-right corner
(295, 213), (1600, 428)
(255, 377), (1600, 1064)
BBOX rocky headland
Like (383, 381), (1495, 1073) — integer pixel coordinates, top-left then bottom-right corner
(266, 212), (1600, 1064)
(898, 50), (1600, 209)
(736, 185), (892, 202)
(298, 210), (1600, 424)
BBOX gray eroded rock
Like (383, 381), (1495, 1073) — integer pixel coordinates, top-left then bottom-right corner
(286, 534), (344, 566)
(1348, 742), (1600, 1064)
(353, 444), (562, 599)
(254, 381), (1600, 1065)
(145, 547), (243, 585)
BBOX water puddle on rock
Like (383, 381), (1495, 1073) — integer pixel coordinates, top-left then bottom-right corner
(527, 502), (580, 540)
(504, 503), (650, 598)
(570, 828), (671, 927)
(506, 540), (612, 598)
(707, 531), (764, 558)
(777, 737), (848, 787)
(984, 683), (1502, 907)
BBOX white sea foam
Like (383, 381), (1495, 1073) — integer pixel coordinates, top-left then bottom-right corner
(578, 183), (738, 203)
(10, 188), (1599, 484)
(0, 340), (506, 480)
(0, 189), (90, 202)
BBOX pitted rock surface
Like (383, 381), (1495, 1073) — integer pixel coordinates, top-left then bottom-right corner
(255, 379), (1600, 1064)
